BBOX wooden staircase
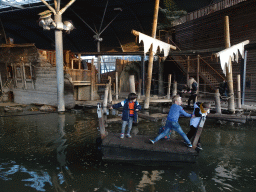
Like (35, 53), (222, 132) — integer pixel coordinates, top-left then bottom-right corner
(171, 54), (225, 91)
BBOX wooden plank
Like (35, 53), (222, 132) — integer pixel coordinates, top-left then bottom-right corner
(101, 133), (198, 163)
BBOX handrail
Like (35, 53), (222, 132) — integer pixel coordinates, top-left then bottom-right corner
(199, 55), (225, 81)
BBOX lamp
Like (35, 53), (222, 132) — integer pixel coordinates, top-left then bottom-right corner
(38, 10), (74, 33)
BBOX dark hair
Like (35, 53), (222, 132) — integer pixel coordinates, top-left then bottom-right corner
(128, 93), (137, 100)
(202, 102), (211, 109)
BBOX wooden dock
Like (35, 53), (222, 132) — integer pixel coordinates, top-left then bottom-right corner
(101, 133), (199, 164)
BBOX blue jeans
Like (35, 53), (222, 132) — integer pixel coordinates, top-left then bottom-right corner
(152, 120), (191, 144)
(121, 117), (133, 135)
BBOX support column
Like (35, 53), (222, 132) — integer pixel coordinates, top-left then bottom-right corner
(224, 16), (235, 113)
(129, 75), (136, 93)
(167, 74), (172, 99)
(158, 57), (164, 96)
(242, 50), (247, 105)
(141, 55), (145, 95)
(144, 0), (160, 109)
(55, 14), (65, 112)
(187, 56), (190, 85)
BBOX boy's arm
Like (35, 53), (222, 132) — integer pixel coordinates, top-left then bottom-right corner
(112, 100), (125, 109)
(180, 108), (192, 117)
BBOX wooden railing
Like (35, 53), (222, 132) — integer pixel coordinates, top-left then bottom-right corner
(173, 0), (247, 26)
(66, 69), (91, 85)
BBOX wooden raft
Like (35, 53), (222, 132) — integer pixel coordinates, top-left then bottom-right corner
(101, 133), (199, 164)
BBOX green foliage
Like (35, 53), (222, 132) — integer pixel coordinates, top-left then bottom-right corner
(158, 0), (187, 30)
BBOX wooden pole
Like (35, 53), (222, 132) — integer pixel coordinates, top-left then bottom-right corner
(224, 16), (235, 113)
(242, 50), (247, 105)
(172, 81), (177, 97)
(237, 74), (241, 108)
(115, 72), (118, 100)
(90, 59), (95, 101)
(97, 103), (107, 139)
(108, 76), (112, 104)
(187, 56), (190, 85)
(144, 0), (160, 109)
(197, 55), (200, 102)
(138, 79), (142, 99)
(129, 75), (136, 93)
(158, 57), (164, 96)
(167, 74), (172, 99)
(215, 89), (221, 114)
(103, 84), (109, 113)
(192, 116), (206, 149)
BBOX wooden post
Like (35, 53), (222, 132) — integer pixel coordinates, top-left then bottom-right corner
(78, 53), (81, 69)
(119, 79), (122, 93)
(138, 79), (142, 99)
(215, 89), (221, 114)
(196, 55), (200, 102)
(129, 75), (136, 93)
(187, 56), (190, 85)
(242, 50), (247, 105)
(172, 81), (177, 97)
(90, 59), (95, 101)
(237, 74), (241, 108)
(192, 116), (206, 149)
(97, 103), (107, 139)
(224, 16), (235, 113)
(144, 0), (160, 109)
(97, 55), (101, 83)
(108, 76), (112, 104)
(103, 84), (109, 113)
(167, 74), (172, 99)
(158, 57), (164, 96)
(115, 72), (118, 100)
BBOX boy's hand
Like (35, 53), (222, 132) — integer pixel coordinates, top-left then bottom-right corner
(135, 109), (139, 111)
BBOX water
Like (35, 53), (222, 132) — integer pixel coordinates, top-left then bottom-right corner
(0, 106), (256, 192)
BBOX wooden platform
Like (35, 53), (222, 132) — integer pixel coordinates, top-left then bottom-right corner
(101, 133), (199, 164)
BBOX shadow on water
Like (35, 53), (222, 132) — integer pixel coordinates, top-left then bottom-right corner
(0, 106), (255, 191)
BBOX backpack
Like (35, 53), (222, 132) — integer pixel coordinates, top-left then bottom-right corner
(158, 126), (172, 140)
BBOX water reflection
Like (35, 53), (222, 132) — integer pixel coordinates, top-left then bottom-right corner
(0, 109), (256, 191)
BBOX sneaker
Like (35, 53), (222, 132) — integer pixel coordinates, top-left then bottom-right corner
(149, 139), (154, 144)
(120, 134), (124, 139)
(186, 143), (192, 148)
(196, 143), (203, 150)
(126, 134), (132, 138)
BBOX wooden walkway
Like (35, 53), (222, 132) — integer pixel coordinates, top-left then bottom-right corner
(101, 133), (199, 164)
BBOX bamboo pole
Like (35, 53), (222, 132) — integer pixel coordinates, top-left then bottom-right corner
(224, 16), (235, 113)
(144, 0), (160, 109)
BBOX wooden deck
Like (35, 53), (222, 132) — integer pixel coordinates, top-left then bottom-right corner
(101, 133), (199, 164)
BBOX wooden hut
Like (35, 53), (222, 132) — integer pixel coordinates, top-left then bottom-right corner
(0, 43), (98, 107)
(165, 0), (256, 102)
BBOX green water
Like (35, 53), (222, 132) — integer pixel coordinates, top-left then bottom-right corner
(0, 107), (255, 191)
